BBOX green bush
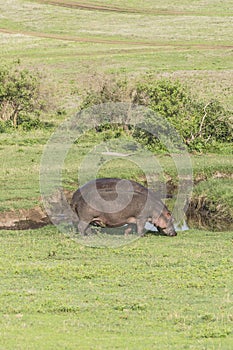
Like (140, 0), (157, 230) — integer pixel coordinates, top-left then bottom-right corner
(79, 76), (232, 152)
(133, 79), (232, 152)
(0, 119), (14, 133)
(17, 114), (43, 131)
(0, 62), (46, 130)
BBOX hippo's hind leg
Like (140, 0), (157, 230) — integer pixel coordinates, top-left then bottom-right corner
(124, 224), (133, 236)
(78, 220), (90, 235)
(136, 218), (147, 237)
(124, 224), (137, 236)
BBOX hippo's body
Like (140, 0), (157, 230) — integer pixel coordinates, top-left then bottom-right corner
(71, 178), (177, 236)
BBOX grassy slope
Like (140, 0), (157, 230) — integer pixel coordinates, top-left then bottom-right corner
(30, 0), (233, 15)
(0, 0), (232, 108)
(0, 228), (233, 349)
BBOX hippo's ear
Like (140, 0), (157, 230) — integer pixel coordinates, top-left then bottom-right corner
(166, 211), (175, 223)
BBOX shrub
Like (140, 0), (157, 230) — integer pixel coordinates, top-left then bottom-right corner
(0, 62), (46, 129)
(17, 114), (43, 131)
(79, 76), (232, 152)
(80, 75), (131, 110)
(132, 78), (232, 152)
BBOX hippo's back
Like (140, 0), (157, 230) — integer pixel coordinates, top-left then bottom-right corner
(71, 178), (150, 217)
(85, 178), (147, 193)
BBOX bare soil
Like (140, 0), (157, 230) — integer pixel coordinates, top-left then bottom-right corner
(0, 206), (50, 230)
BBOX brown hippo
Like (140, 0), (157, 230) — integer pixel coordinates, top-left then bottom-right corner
(71, 178), (177, 236)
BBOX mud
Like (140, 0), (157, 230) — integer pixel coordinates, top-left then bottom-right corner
(0, 206), (50, 230)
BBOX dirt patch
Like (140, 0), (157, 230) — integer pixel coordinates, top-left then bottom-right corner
(0, 189), (74, 230)
(193, 172), (233, 185)
(0, 206), (50, 230)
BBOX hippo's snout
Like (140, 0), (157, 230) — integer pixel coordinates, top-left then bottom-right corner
(157, 226), (177, 237)
(167, 229), (177, 237)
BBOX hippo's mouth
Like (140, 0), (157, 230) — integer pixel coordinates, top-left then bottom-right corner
(157, 226), (177, 236)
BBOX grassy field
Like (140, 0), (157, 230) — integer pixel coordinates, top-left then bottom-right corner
(0, 130), (232, 348)
(0, 0), (233, 108)
(0, 0), (233, 349)
(0, 131), (232, 212)
(0, 228), (233, 349)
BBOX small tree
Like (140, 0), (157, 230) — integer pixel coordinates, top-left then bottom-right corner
(0, 63), (45, 127)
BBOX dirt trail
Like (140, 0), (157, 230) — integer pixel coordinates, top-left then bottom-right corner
(35, 0), (190, 15)
(1, 28), (232, 51)
(0, 28), (161, 46)
(36, 0), (143, 13)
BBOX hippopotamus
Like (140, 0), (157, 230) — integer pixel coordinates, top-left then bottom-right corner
(71, 178), (177, 237)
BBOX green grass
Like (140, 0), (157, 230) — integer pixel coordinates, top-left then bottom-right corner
(2, 0), (232, 40)
(1, 131), (232, 211)
(0, 0), (232, 109)
(29, 0), (233, 16)
(0, 228), (232, 349)
(0, 132), (47, 211)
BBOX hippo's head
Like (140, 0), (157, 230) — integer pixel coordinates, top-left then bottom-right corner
(153, 211), (177, 237)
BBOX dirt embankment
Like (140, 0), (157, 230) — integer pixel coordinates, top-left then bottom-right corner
(186, 197), (233, 231)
